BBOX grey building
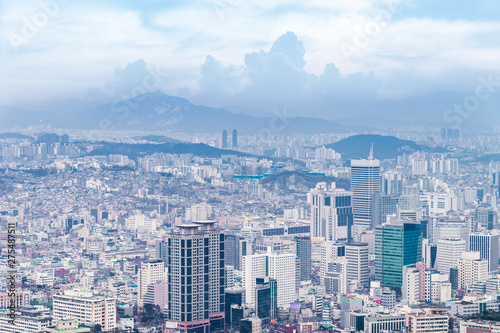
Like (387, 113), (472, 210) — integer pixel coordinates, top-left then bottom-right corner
(296, 236), (311, 281)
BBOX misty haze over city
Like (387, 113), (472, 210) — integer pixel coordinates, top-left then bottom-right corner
(1, 1), (500, 333)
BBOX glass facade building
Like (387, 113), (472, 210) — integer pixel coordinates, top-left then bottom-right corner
(375, 222), (422, 288)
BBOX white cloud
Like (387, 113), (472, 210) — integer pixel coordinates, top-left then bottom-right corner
(0, 0), (499, 106)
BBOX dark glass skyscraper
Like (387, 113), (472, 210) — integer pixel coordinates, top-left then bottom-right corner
(255, 278), (277, 325)
(375, 221), (422, 288)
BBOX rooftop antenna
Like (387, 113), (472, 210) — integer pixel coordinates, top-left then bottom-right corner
(368, 142), (374, 160)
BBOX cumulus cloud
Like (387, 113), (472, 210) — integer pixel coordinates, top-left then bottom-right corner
(196, 31), (380, 109)
(84, 59), (165, 103)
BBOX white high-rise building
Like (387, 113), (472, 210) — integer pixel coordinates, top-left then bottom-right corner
(137, 259), (165, 309)
(53, 290), (116, 331)
(402, 263), (452, 305)
(412, 159), (428, 176)
(351, 154), (380, 237)
(345, 243), (369, 288)
(307, 182), (353, 242)
(419, 193), (458, 215)
(243, 254), (268, 305)
(436, 238), (466, 275)
(469, 233), (500, 273)
(402, 264), (422, 305)
(267, 253), (298, 307)
(458, 252), (488, 289)
(243, 253), (297, 307)
(381, 171), (403, 195)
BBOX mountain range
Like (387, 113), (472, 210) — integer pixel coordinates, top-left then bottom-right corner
(2, 89), (500, 133)
(0, 91), (366, 134)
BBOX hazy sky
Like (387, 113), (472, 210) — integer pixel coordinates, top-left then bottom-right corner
(1, 0), (500, 109)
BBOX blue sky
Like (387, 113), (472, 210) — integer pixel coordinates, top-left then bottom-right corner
(1, 0), (499, 113)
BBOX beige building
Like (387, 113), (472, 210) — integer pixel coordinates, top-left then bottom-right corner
(53, 290), (116, 331)
(406, 312), (448, 333)
(137, 259), (165, 308)
(44, 319), (90, 333)
(0, 290), (30, 308)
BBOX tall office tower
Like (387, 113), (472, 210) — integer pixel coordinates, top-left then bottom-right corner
(475, 206), (498, 230)
(255, 278), (278, 325)
(345, 243), (369, 288)
(192, 221), (225, 331)
(266, 253), (297, 308)
(232, 129), (238, 148)
(320, 242), (345, 284)
(242, 254), (267, 305)
(469, 232), (500, 273)
(351, 151), (380, 237)
(164, 222), (224, 333)
(371, 194), (399, 227)
(435, 238), (465, 275)
(225, 234), (250, 270)
(53, 290), (116, 331)
(222, 130), (228, 149)
(324, 258), (348, 294)
(137, 259), (165, 309)
(243, 253), (297, 307)
(296, 236), (312, 281)
(375, 221), (422, 288)
(381, 171), (403, 195)
(458, 252), (488, 290)
(307, 182), (353, 242)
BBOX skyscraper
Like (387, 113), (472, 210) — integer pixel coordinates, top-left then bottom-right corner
(192, 221), (225, 331)
(351, 150), (380, 237)
(296, 236), (312, 281)
(381, 171), (403, 195)
(255, 277), (277, 325)
(232, 129), (238, 148)
(375, 221), (422, 288)
(222, 130), (228, 149)
(307, 182), (353, 242)
(345, 243), (369, 288)
(469, 232), (499, 273)
(164, 222), (225, 333)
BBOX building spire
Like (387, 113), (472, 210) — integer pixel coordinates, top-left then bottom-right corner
(368, 142), (374, 160)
